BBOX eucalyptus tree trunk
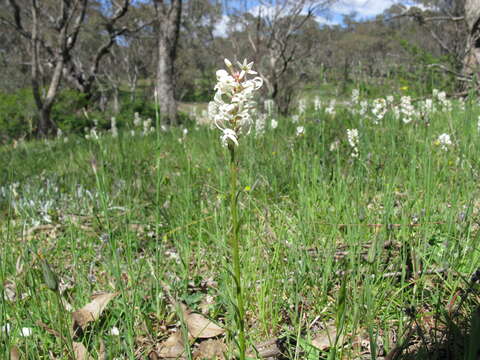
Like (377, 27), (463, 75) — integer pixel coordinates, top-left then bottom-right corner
(153, 0), (182, 126)
(464, 0), (480, 81)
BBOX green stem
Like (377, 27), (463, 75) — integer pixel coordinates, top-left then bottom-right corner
(229, 146), (246, 360)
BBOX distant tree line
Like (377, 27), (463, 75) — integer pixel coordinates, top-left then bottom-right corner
(0, 0), (479, 139)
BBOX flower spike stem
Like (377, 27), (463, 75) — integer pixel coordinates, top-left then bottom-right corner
(229, 144), (246, 360)
(208, 58), (262, 359)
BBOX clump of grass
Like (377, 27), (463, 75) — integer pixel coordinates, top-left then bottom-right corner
(1, 91), (480, 358)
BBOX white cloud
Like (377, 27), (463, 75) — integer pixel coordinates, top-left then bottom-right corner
(331, 0), (430, 18)
(213, 15), (245, 38)
(213, 15), (230, 37)
(315, 15), (335, 26)
(332, 0), (398, 18)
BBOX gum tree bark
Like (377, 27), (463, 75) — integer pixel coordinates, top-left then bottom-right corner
(464, 0), (480, 81)
(153, 0), (182, 126)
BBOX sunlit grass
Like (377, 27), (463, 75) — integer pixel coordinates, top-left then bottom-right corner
(1, 98), (480, 359)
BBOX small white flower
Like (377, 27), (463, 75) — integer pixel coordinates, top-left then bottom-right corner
(436, 133), (452, 151)
(292, 115), (299, 123)
(298, 98), (307, 114)
(1, 323), (11, 334)
(329, 139), (340, 151)
(347, 128), (359, 158)
(296, 126), (305, 137)
(21, 327), (32, 337)
(351, 89), (360, 104)
(271, 119), (278, 129)
(182, 128), (188, 136)
(400, 96), (414, 124)
(110, 326), (120, 336)
(264, 99), (275, 115)
(325, 100), (336, 116)
(314, 96), (322, 111)
(220, 128), (239, 147)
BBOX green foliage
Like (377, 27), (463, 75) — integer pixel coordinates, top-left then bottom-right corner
(1, 99), (480, 358)
(0, 89), (36, 141)
(52, 89), (89, 132)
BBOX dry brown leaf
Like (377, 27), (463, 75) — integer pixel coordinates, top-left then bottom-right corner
(98, 339), (106, 360)
(181, 304), (225, 339)
(157, 331), (186, 359)
(248, 338), (282, 358)
(312, 324), (343, 351)
(74, 342), (93, 360)
(193, 339), (227, 359)
(10, 346), (21, 360)
(72, 292), (117, 331)
(3, 280), (16, 302)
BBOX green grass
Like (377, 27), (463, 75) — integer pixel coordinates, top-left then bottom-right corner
(1, 99), (480, 359)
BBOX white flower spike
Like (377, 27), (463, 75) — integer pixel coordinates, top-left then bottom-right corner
(209, 58), (263, 147)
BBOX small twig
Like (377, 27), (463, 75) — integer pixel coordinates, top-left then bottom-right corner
(318, 221), (445, 229)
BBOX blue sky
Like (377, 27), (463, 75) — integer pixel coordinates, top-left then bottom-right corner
(218, 0), (425, 31)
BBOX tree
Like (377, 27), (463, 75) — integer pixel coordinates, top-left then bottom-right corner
(153, 0), (182, 126)
(62, 0), (132, 103)
(1, 0), (88, 136)
(464, 0), (480, 82)
(229, 0), (335, 114)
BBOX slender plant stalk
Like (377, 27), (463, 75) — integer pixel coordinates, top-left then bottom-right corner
(229, 145), (246, 360)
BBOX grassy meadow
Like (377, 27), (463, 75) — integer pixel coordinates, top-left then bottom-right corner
(1, 92), (480, 359)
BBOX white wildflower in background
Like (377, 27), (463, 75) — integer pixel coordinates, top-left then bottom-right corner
(110, 117), (118, 138)
(133, 112), (142, 127)
(329, 139), (340, 151)
(371, 98), (387, 123)
(351, 89), (360, 105)
(359, 100), (368, 116)
(255, 113), (266, 136)
(271, 118), (278, 129)
(264, 99), (275, 116)
(85, 127), (99, 140)
(477, 116), (480, 133)
(436, 133), (452, 151)
(296, 126), (305, 137)
(314, 96), (321, 111)
(459, 98), (465, 111)
(292, 114), (300, 123)
(110, 327), (120, 336)
(423, 99), (435, 114)
(386, 95), (394, 104)
(400, 95), (414, 124)
(298, 98), (307, 115)
(143, 118), (153, 135)
(1, 323), (11, 334)
(325, 99), (336, 116)
(347, 128), (359, 158)
(436, 91), (452, 112)
(208, 58), (263, 147)
(20, 327), (32, 337)
(182, 128), (188, 137)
